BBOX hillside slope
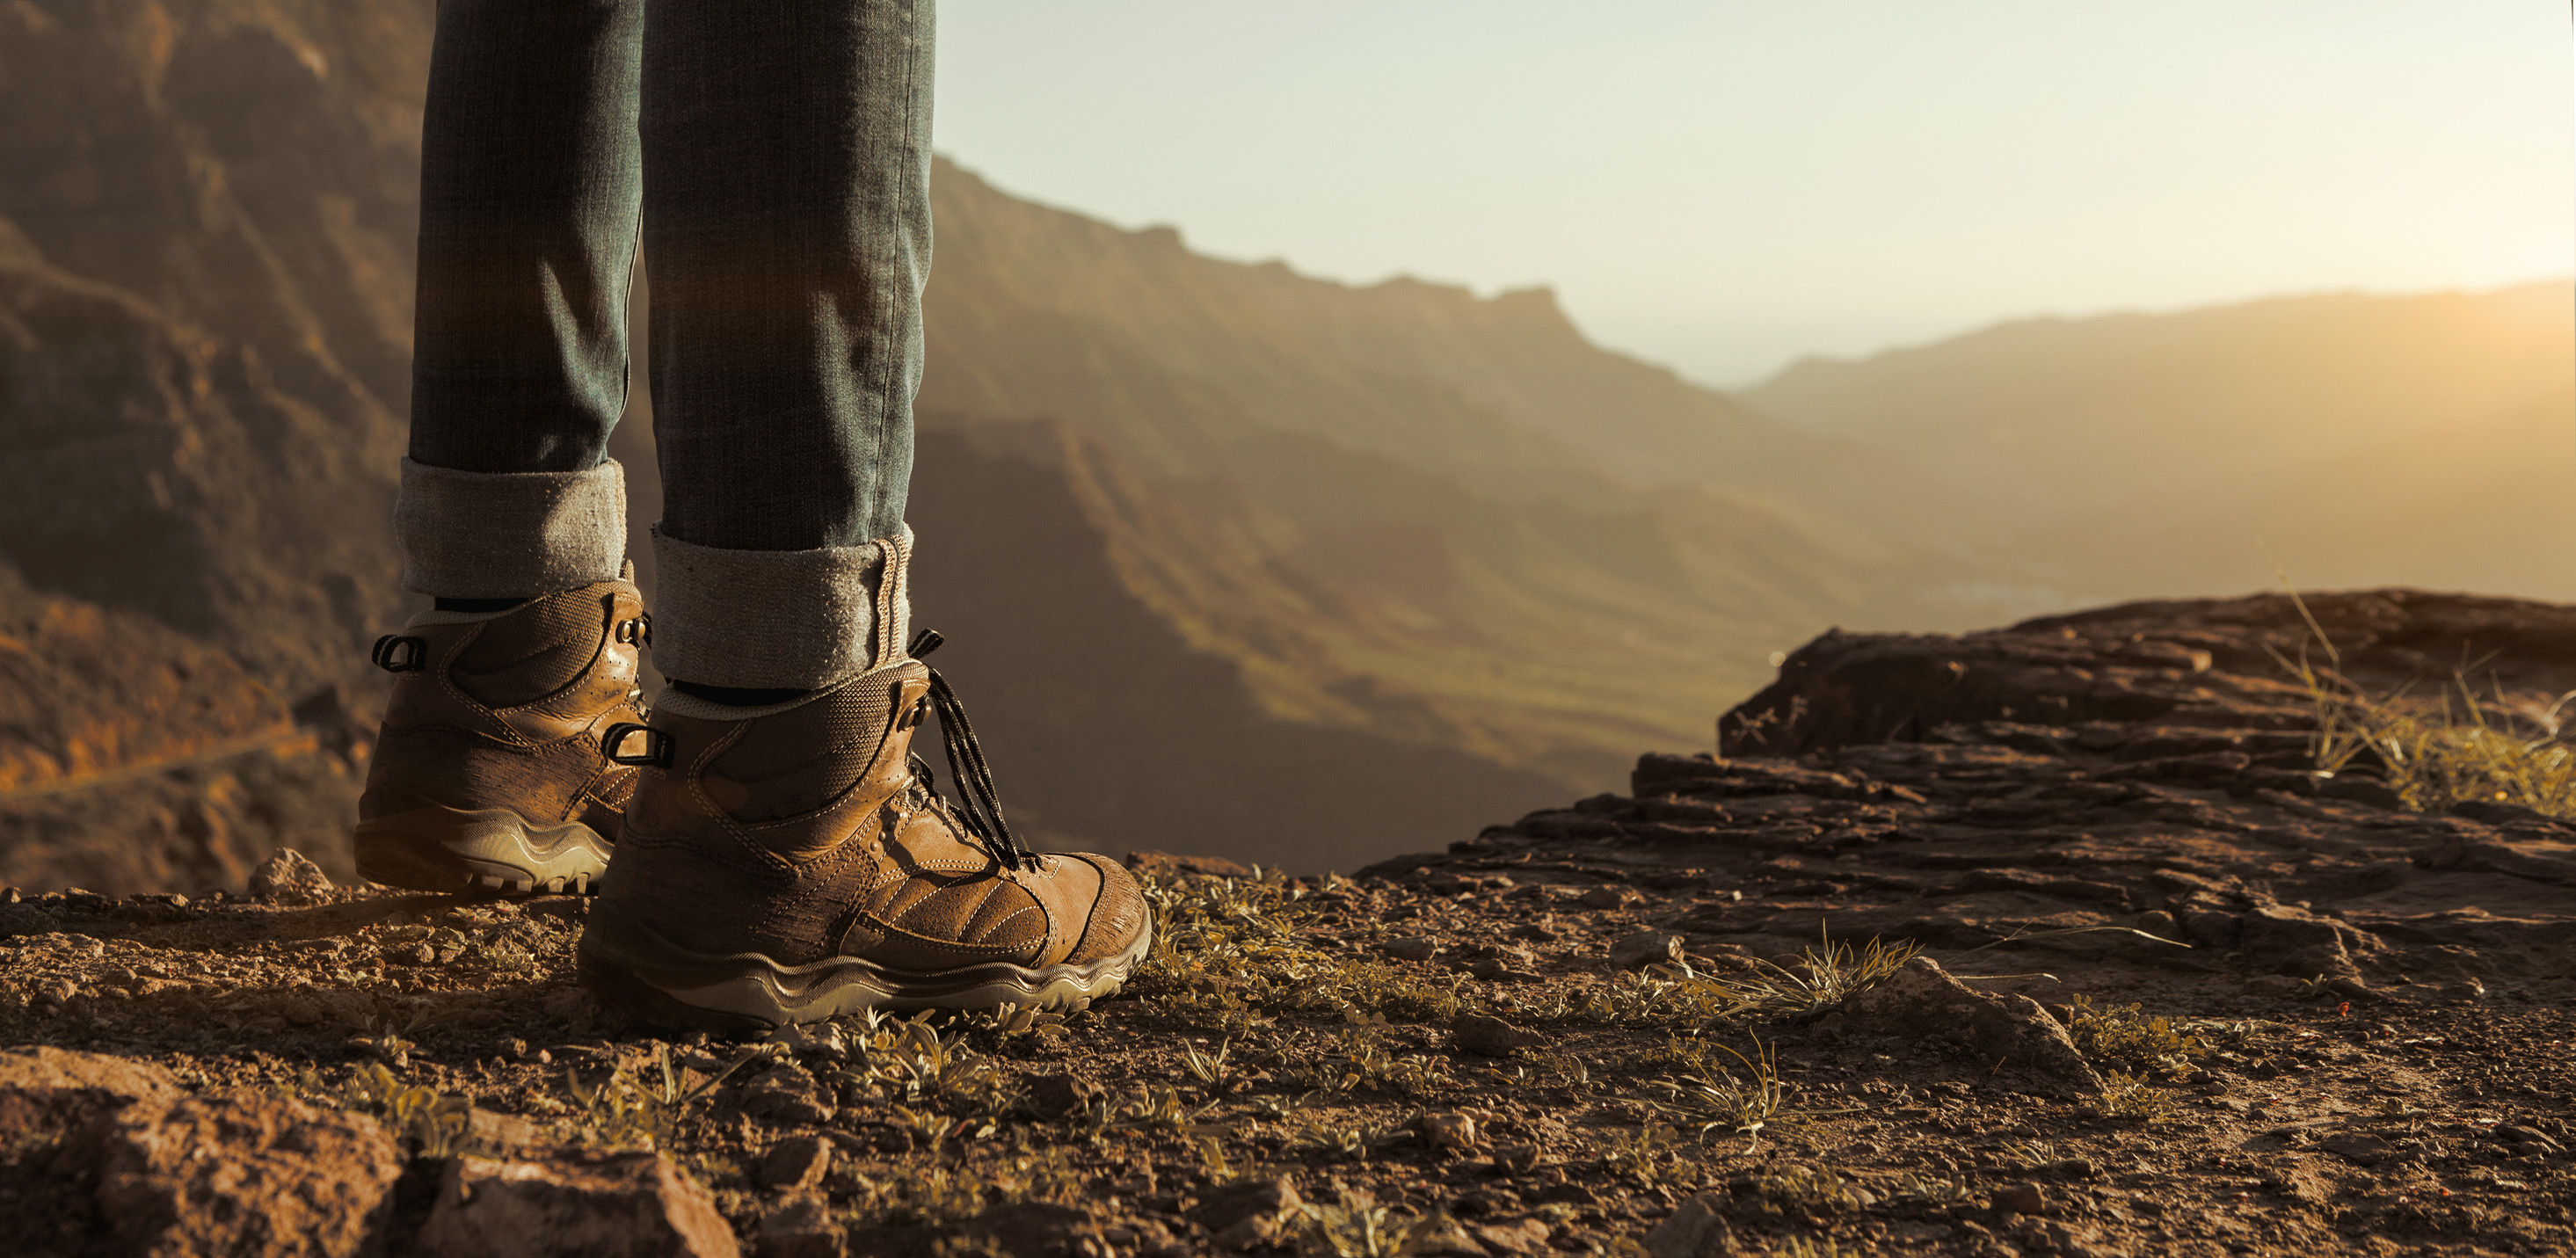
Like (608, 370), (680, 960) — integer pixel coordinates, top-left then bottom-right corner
(1742, 282), (2576, 602)
(915, 163), (2009, 782)
(1743, 283), (2572, 522)
(2034, 382), (2576, 603)
(0, 1), (417, 696)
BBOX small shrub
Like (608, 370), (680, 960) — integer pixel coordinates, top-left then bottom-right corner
(1601, 1122), (1701, 1190)
(2092, 1070), (2181, 1123)
(863, 1137), (1081, 1226)
(866, 1015), (1015, 1116)
(1287, 1113), (1415, 1163)
(302, 1062), (474, 1157)
(1739, 1164), (1863, 1217)
(559, 1042), (771, 1150)
(1281, 1029), (1450, 1097)
(1295, 1194), (1446, 1256)
(2065, 996), (2210, 1080)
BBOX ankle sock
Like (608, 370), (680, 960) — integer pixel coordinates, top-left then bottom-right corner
(434, 596), (530, 614)
(667, 680), (816, 708)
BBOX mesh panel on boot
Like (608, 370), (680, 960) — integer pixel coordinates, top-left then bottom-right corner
(706, 665), (913, 823)
(450, 587), (613, 709)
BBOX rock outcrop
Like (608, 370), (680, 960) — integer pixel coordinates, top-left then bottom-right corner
(1372, 591), (2576, 998)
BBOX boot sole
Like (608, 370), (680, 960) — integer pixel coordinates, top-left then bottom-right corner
(574, 899), (1154, 1032)
(353, 805), (612, 896)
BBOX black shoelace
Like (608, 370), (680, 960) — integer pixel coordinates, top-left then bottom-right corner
(906, 629), (1040, 871)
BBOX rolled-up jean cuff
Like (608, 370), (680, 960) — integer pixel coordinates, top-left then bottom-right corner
(650, 524), (912, 689)
(395, 456), (629, 597)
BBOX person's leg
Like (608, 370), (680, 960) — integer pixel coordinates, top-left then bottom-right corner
(358, 0), (652, 894)
(640, 0), (932, 693)
(580, 0), (1152, 1028)
(401, 0), (644, 597)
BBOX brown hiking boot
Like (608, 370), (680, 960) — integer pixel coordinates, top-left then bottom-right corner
(576, 630), (1152, 1030)
(353, 574), (651, 894)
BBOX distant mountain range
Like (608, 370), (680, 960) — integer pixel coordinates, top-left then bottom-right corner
(2, 1), (2568, 888)
(1743, 283), (2576, 602)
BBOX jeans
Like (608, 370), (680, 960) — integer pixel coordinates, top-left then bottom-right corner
(397, 0), (933, 688)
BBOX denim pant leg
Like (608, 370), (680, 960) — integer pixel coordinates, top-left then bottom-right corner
(397, 0), (935, 688)
(398, 0), (643, 600)
(641, 0), (936, 688)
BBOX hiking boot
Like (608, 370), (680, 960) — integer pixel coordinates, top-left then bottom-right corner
(576, 632), (1152, 1030)
(353, 574), (651, 894)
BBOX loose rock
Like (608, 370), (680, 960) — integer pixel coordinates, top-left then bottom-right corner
(1190, 1176), (1302, 1248)
(1026, 1073), (1104, 1117)
(760, 1134), (832, 1192)
(248, 848), (332, 906)
(2319, 1132), (2398, 1167)
(1474, 1218), (1552, 1256)
(1123, 850), (1255, 879)
(756, 1194), (845, 1258)
(1837, 957), (2102, 1097)
(1379, 936), (1441, 962)
(414, 1151), (741, 1258)
(1451, 1014), (1546, 1057)
(1608, 930), (1685, 971)
(1641, 1193), (1731, 1258)
(1422, 1112), (1480, 1149)
(739, 1062), (834, 1126)
(955, 1201), (1105, 1257)
(89, 1090), (404, 1258)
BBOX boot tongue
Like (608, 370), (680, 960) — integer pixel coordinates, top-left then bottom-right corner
(702, 665), (921, 823)
(448, 587), (617, 708)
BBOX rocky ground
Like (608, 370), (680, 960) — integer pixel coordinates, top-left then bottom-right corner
(3, 591), (2573, 1257)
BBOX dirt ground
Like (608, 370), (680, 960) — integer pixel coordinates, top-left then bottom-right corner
(0, 835), (2567, 1256)
(5, 596), (2574, 1257)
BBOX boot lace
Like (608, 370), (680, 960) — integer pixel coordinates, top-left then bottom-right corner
(905, 629), (1040, 871)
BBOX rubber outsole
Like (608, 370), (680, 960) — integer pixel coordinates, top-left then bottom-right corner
(574, 900), (1154, 1032)
(353, 804), (613, 897)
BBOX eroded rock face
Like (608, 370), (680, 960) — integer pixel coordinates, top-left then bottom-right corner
(414, 1151), (741, 1258)
(1372, 593), (2576, 1007)
(89, 1091), (404, 1258)
(1720, 589), (2576, 758)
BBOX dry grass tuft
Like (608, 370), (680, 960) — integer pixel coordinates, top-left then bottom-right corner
(1714, 933), (1920, 1020)
(2272, 580), (2576, 818)
(1648, 1037), (1799, 1150)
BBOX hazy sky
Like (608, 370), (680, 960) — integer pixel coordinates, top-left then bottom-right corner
(935, 3), (2572, 385)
